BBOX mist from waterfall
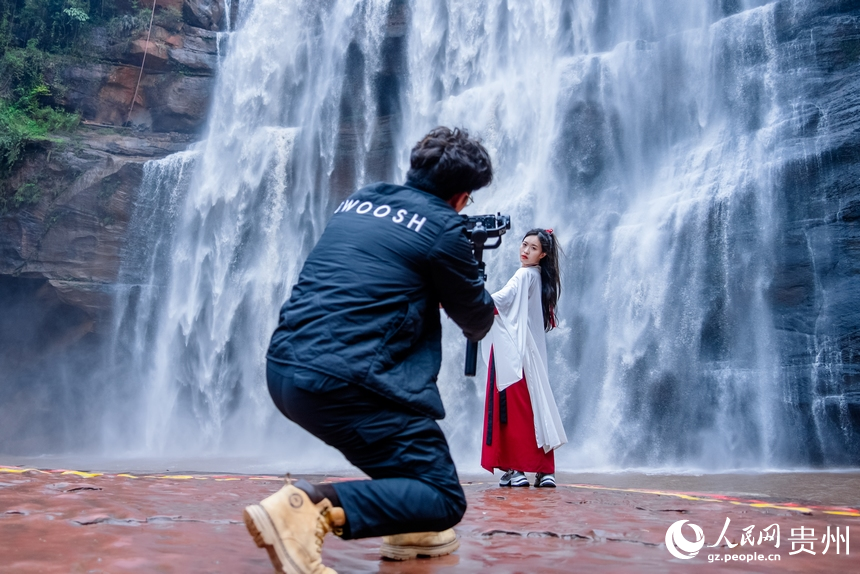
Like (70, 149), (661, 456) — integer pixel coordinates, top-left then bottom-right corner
(110, 0), (395, 468)
(109, 0), (857, 471)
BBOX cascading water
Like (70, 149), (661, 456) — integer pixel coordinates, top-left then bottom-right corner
(399, 1), (788, 470)
(110, 0), (858, 469)
(110, 0), (398, 461)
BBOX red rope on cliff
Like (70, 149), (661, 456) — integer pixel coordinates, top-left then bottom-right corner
(127, 0), (158, 124)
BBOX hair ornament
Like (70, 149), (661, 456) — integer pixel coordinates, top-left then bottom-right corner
(545, 228), (553, 235)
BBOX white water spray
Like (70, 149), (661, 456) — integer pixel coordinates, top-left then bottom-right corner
(111, 0), (854, 469)
(112, 0), (395, 460)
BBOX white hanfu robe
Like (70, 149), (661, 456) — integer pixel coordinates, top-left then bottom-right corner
(481, 266), (568, 453)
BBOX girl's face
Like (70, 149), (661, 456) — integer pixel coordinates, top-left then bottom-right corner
(520, 235), (546, 267)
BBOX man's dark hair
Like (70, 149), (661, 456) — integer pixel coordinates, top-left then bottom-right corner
(405, 127), (493, 200)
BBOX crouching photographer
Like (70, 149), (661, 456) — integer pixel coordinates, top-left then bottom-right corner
(245, 127), (496, 573)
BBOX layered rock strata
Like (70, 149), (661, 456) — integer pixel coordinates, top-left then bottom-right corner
(0, 2), (226, 449)
(1, 1), (225, 345)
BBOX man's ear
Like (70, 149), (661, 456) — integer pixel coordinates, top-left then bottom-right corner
(446, 191), (470, 212)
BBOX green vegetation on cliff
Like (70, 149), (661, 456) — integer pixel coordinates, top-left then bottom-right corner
(0, 1), (150, 178)
(0, 0), (104, 178)
(0, 0), (218, 213)
(1, 0), (128, 53)
(0, 41), (79, 179)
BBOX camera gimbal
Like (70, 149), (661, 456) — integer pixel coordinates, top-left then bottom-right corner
(463, 213), (511, 376)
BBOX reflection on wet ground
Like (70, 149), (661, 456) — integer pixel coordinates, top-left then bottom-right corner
(1, 464), (858, 572)
(4, 456), (858, 507)
(551, 471), (860, 508)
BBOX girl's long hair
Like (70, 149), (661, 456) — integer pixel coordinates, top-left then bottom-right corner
(524, 228), (562, 331)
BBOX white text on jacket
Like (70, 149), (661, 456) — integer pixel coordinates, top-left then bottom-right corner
(333, 199), (427, 233)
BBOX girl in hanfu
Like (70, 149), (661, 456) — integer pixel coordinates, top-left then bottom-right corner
(481, 228), (568, 487)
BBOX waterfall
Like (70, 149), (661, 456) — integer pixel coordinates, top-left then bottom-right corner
(111, 0), (858, 469)
(110, 0), (397, 459)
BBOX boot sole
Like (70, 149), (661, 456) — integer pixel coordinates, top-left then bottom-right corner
(380, 537), (460, 561)
(244, 504), (304, 574)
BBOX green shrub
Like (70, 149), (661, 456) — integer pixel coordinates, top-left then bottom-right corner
(0, 1), (143, 181)
(0, 100), (80, 175)
(0, 41), (79, 177)
(153, 6), (183, 33)
(13, 181), (41, 207)
(12, 0), (93, 52)
(106, 12), (144, 42)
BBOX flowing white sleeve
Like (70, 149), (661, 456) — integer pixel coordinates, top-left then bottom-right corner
(491, 271), (521, 315)
(481, 269), (533, 391)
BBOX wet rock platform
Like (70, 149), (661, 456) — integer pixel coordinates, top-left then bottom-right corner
(1, 465), (858, 573)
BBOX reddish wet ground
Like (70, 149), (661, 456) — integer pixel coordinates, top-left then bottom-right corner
(1, 466), (858, 573)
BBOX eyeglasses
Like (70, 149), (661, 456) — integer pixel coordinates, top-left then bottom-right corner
(466, 194), (474, 206)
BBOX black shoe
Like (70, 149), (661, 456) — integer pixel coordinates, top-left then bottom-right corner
(500, 470), (530, 487)
(534, 473), (556, 488)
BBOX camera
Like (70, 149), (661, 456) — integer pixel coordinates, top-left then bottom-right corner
(463, 213), (511, 254)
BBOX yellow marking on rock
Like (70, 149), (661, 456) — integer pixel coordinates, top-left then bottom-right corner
(565, 484), (713, 503)
(116, 473), (138, 478)
(749, 503), (813, 512)
(823, 511), (860, 517)
(561, 483), (822, 515)
(61, 470), (103, 478)
(0, 467), (51, 474)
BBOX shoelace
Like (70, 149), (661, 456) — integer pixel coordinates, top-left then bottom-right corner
(315, 512), (332, 554)
(306, 511), (337, 574)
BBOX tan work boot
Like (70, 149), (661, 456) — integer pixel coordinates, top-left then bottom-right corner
(243, 480), (338, 574)
(380, 528), (460, 561)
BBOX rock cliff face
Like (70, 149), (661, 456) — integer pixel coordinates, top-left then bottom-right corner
(64, 22), (221, 131)
(761, 1), (860, 462)
(1, 3), (226, 307)
(0, 129), (194, 316)
(0, 1), (228, 450)
(0, 0), (857, 462)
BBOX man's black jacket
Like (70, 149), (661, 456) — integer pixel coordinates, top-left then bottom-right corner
(267, 182), (495, 419)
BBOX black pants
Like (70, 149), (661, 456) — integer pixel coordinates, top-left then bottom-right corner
(266, 362), (466, 540)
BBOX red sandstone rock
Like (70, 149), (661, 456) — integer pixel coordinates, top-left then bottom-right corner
(129, 38), (170, 70)
(0, 468), (856, 573)
(183, 0), (225, 31)
(94, 66), (142, 125)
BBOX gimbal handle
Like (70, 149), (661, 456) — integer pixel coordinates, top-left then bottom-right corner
(465, 222), (489, 376)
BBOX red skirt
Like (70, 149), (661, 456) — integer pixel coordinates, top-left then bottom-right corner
(481, 347), (555, 474)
